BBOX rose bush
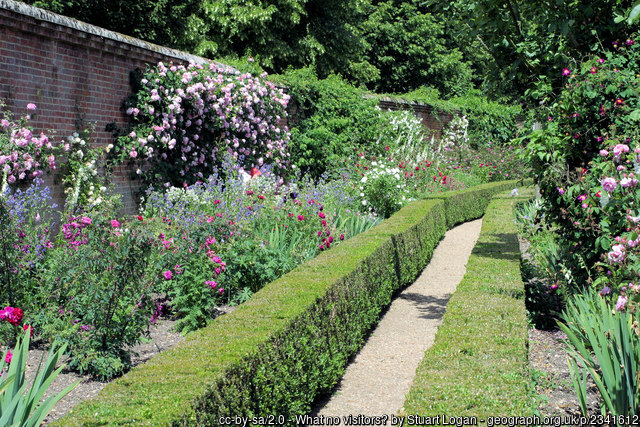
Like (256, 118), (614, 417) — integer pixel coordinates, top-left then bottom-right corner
(112, 62), (291, 187)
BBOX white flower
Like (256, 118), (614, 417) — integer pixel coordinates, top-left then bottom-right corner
(361, 176), (368, 183)
(362, 200), (367, 206)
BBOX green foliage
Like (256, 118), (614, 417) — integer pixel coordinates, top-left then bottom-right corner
(399, 89), (523, 146)
(560, 290), (640, 415)
(36, 214), (164, 380)
(273, 68), (392, 179)
(403, 193), (534, 417)
(361, 0), (473, 95)
(56, 182), (512, 425)
(0, 330), (78, 427)
(191, 0), (369, 80)
(428, 0), (634, 101)
(518, 42), (640, 290)
(26, 0), (200, 51)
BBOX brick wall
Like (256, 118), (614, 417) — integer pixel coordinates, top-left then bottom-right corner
(0, 0), (226, 214)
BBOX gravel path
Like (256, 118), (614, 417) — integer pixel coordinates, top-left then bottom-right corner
(310, 218), (483, 418)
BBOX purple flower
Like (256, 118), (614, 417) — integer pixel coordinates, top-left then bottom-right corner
(163, 270), (173, 280)
(600, 286), (611, 296)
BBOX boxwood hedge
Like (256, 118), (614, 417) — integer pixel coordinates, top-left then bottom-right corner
(55, 180), (518, 426)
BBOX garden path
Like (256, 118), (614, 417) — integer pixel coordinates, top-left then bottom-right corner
(309, 218), (483, 418)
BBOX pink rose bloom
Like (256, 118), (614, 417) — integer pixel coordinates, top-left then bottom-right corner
(599, 149), (609, 157)
(1, 119), (9, 128)
(608, 244), (626, 264)
(620, 177), (636, 188)
(613, 144), (630, 158)
(297, 215), (305, 221)
(206, 280), (217, 289)
(26, 103), (36, 111)
(79, 216), (92, 225)
(601, 177), (617, 193)
(616, 295), (628, 311)
(130, 151), (137, 158)
(110, 220), (120, 228)
(163, 270), (173, 280)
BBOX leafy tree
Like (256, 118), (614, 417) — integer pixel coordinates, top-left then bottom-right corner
(428, 0), (634, 101)
(25, 0), (199, 51)
(360, 0), (474, 96)
(190, 0), (372, 79)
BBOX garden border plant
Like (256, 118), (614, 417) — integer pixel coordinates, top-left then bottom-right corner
(403, 189), (535, 417)
(55, 180), (517, 426)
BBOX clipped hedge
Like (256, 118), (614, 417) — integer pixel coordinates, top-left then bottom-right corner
(402, 190), (535, 418)
(56, 181), (513, 426)
(426, 180), (518, 227)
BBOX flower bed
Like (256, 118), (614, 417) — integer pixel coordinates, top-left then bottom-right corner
(55, 180), (517, 426)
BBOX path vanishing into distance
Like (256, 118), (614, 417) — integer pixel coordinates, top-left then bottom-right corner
(308, 219), (484, 421)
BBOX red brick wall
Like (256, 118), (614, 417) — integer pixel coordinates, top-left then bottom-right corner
(0, 0), (219, 214)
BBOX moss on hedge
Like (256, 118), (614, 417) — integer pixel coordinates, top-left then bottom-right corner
(56, 182), (513, 426)
(402, 193), (534, 419)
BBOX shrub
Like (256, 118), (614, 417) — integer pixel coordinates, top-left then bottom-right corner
(272, 68), (396, 179)
(0, 101), (57, 189)
(36, 213), (166, 380)
(519, 39), (640, 289)
(112, 62), (291, 187)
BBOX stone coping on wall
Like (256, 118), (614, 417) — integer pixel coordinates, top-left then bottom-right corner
(0, 0), (235, 72)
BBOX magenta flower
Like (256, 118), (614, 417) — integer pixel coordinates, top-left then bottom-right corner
(297, 215), (304, 221)
(562, 68), (571, 76)
(0, 306), (23, 326)
(163, 270), (173, 280)
(557, 187), (565, 195)
(318, 212), (326, 219)
(5, 350), (12, 364)
(205, 280), (217, 289)
(577, 194), (587, 202)
(110, 220), (120, 228)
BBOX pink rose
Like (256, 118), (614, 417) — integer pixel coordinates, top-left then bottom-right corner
(163, 270), (173, 280)
(601, 177), (617, 193)
(110, 220), (120, 228)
